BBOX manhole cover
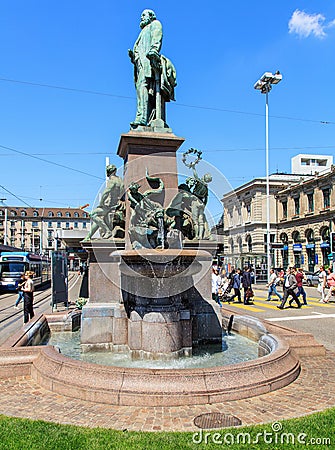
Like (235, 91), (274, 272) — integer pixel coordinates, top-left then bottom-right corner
(194, 413), (242, 429)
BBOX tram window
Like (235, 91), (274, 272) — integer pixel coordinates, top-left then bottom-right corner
(0, 262), (26, 276)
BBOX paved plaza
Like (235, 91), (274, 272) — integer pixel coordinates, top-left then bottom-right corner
(0, 352), (334, 431)
(0, 282), (335, 431)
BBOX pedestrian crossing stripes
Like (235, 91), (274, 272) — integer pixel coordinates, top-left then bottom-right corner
(224, 294), (334, 312)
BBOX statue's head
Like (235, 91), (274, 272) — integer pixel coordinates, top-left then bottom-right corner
(129, 182), (140, 192)
(140, 9), (156, 29)
(106, 164), (117, 177)
(203, 173), (212, 183)
(155, 208), (164, 219)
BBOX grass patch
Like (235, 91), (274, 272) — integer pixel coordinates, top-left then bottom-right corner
(0, 408), (334, 449)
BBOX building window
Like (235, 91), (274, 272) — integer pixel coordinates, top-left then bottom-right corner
(48, 221), (53, 228)
(65, 212), (70, 218)
(48, 211), (54, 217)
(33, 211), (39, 217)
(32, 221), (38, 227)
(66, 222), (70, 228)
(246, 203), (251, 220)
(57, 221), (61, 228)
(10, 220), (15, 227)
(282, 201), (287, 219)
(83, 212), (87, 218)
(10, 210), (16, 216)
(74, 212), (79, 218)
(48, 230), (53, 238)
(57, 212), (62, 217)
(294, 197), (300, 215)
(323, 189), (330, 209)
(307, 193), (314, 212)
(21, 210), (27, 217)
(83, 222), (87, 229)
(48, 240), (53, 247)
(74, 222), (78, 228)
(246, 235), (252, 252)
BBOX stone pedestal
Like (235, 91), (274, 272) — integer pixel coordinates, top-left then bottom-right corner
(81, 239), (125, 303)
(81, 303), (128, 352)
(80, 241), (222, 358)
(117, 131), (184, 248)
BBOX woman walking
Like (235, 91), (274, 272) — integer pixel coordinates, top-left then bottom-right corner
(317, 266), (327, 303)
(22, 271), (35, 323)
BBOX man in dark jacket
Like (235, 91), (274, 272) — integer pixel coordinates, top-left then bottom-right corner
(241, 267), (253, 305)
(277, 267), (302, 309)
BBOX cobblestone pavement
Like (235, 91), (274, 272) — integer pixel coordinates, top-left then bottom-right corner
(0, 351), (335, 431)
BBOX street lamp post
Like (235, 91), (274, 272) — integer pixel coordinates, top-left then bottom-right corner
(0, 198), (8, 246)
(254, 71), (282, 281)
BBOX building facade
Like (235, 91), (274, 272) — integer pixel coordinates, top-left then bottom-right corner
(0, 206), (90, 256)
(220, 165), (335, 278)
(276, 166), (335, 272)
(221, 174), (307, 280)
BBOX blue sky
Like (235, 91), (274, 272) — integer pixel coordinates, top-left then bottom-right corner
(0, 1), (334, 223)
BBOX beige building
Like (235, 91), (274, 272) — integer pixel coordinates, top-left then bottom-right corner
(221, 174), (307, 280)
(276, 166), (335, 272)
(221, 164), (335, 278)
(0, 206), (90, 256)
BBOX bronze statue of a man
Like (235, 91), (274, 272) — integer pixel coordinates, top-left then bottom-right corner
(128, 9), (176, 128)
(83, 164), (124, 241)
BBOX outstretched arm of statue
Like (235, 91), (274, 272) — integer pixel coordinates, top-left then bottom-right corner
(192, 167), (200, 181)
(128, 49), (134, 63)
(144, 169), (164, 196)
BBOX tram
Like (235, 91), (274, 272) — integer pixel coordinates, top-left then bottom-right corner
(0, 251), (51, 292)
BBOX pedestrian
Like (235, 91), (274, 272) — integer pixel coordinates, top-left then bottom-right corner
(241, 267), (253, 305)
(22, 271), (35, 323)
(295, 267), (307, 305)
(266, 268), (283, 302)
(317, 265), (327, 303)
(277, 267), (301, 309)
(14, 274), (25, 309)
(228, 268), (242, 303)
(211, 268), (222, 307)
(324, 267), (335, 303)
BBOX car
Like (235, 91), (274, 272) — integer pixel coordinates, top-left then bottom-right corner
(304, 270), (320, 287)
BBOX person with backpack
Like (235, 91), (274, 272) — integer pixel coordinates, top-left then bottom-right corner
(266, 268), (282, 302)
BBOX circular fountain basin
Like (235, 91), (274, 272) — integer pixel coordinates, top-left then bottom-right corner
(45, 330), (259, 369)
(30, 315), (301, 407)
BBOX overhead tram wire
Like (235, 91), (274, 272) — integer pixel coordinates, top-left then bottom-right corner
(0, 77), (334, 126)
(0, 185), (32, 208)
(0, 144), (334, 157)
(0, 144), (104, 181)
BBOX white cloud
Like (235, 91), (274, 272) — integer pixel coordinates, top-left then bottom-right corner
(288, 9), (327, 38)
